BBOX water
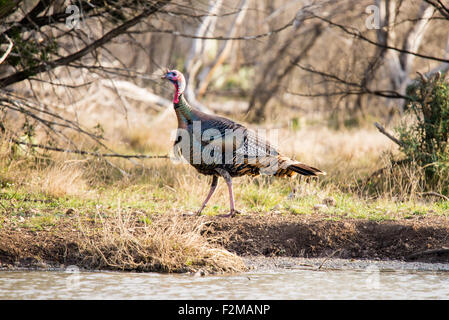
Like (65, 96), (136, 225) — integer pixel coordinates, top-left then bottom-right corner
(1, 266), (449, 299)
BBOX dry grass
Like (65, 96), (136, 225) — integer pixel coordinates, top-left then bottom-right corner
(0, 110), (434, 205)
(38, 163), (88, 198)
(0, 137), (88, 198)
(76, 209), (246, 273)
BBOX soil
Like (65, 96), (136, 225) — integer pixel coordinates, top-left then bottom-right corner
(1, 212), (449, 271)
(204, 213), (449, 262)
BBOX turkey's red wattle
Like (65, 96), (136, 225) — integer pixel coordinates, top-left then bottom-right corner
(173, 82), (180, 103)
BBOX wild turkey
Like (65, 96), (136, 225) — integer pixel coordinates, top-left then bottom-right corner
(161, 69), (325, 217)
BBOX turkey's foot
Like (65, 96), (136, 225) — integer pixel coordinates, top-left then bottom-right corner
(217, 209), (239, 218)
(196, 209), (204, 216)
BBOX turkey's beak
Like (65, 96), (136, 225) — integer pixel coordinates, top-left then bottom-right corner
(161, 74), (167, 80)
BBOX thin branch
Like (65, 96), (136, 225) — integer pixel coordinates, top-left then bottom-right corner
(365, 159), (410, 184)
(158, 8), (243, 19)
(374, 122), (405, 148)
(10, 138), (169, 159)
(292, 62), (410, 100)
(27, 77), (94, 89)
(424, 0), (449, 19)
(311, 13), (449, 64)
(286, 89), (406, 99)
(0, 91), (104, 143)
(407, 247), (449, 259)
(419, 191), (449, 201)
(0, 34), (13, 65)
(130, 19), (294, 41)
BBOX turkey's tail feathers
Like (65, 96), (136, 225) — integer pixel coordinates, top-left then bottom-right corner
(287, 162), (326, 177)
(263, 155), (326, 178)
(237, 155), (326, 178)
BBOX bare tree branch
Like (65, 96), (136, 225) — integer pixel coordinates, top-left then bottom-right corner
(0, 0), (171, 88)
(310, 13), (449, 64)
(0, 34), (13, 65)
(132, 19), (295, 41)
(10, 137), (169, 159)
(374, 122), (405, 148)
(291, 62), (410, 100)
(424, 0), (449, 19)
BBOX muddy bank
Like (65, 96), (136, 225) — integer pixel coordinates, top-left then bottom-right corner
(205, 214), (449, 263)
(1, 213), (449, 271)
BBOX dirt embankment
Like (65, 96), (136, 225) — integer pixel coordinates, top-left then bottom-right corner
(205, 214), (449, 262)
(1, 213), (449, 271)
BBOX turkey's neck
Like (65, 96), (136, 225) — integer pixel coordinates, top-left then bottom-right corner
(174, 93), (195, 127)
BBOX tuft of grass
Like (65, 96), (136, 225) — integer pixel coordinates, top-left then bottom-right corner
(76, 210), (246, 273)
(38, 163), (88, 198)
(240, 182), (283, 212)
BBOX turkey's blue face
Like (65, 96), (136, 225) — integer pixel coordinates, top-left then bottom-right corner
(163, 71), (178, 83)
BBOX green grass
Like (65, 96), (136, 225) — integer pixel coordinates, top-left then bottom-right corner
(2, 176), (448, 232)
(1, 134), (448, 231)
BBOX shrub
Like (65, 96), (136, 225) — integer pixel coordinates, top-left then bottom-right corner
(396, 72), (449, 194)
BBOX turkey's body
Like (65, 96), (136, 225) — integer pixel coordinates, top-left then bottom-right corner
(163, 70), (325, 217)
(173, 94), (322, 179)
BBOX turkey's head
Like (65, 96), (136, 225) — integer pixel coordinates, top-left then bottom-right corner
(161, 69), (186, 104)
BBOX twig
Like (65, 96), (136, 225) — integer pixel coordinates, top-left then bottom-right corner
(291, 63), (410, 100)
(407, 247), (449, 259)
(0, 34), (13, 65)
(374, 122), (406, 148)
(317, 249), (342, 270)
(419, 191), (449, 201)
(310, 13), (449, 64)
(11, 138), (169, 159)
(131, 19), (293, 41)
(364, 158), (410, 186)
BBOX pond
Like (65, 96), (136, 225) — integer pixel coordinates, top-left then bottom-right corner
(1, 259), (449, 299)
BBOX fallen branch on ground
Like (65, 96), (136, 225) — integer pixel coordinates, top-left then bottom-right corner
(419, 192), (449, 201)
(407, 247), (449, 259)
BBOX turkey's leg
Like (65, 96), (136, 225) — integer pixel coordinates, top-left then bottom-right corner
(197, 175), (218, 215)
(215, 169), (237, 218)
